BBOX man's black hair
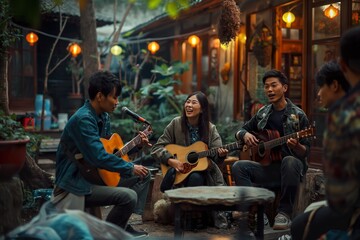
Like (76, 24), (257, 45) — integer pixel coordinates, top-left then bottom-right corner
(340, 26), (360, 74)
(262, 69), (288, 85)
(315, 60), (350, 92)
(88, 71), (121, 100)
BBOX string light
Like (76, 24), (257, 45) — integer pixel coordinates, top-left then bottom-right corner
(26, 32), (38, 46)
(68, 43), (81, 57)
(147, 41), (160, 54)
(188, 35), (200, 48)
(110, 45), (123, 55)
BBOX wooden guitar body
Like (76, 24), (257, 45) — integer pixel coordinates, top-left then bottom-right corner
(98, 133), (129, 187)
(161, 140), (243, 185)
(97, 125), (152, 187)
(250, 129), (282, 166)
(243, 125), (315, 166)
(162, 141), (210, 185)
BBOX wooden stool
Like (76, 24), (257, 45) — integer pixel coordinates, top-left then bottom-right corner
(143, 172), (164, 221)
(222, 156), (239, 186)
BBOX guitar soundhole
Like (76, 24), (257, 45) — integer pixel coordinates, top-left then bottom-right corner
(113, 148), (119, 154)
(258, 143), (265, 157)
(187, 152), (199, 164)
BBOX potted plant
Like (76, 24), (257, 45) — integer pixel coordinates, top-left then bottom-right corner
(0, 111), (30, 181)
(250, 22), (274, 67)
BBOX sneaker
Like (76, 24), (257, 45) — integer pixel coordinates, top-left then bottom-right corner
(128, 213), (143, 225)
(273, 212), (291, 230)
(125, 225), (148, 238)
(255, 213), (269, 226)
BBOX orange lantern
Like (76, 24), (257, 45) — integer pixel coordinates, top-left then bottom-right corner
(147, 41), (160, 54)
(324, 4), (339, 19)
(26, 32), (38, 46)
(68, 43), (82, 57)
(188, 35), (200, 48)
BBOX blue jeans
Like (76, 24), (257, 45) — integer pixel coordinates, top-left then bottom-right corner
(231, 156), (304, 217)
(131, 171), (151, 215)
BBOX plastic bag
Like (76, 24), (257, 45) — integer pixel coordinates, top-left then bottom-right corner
(5, 201), (132, 240)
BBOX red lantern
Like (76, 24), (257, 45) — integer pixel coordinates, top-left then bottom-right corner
(68, 43), (82, 57)
(26, 32), (38, 46)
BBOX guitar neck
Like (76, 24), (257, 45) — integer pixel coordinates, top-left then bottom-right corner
(264, 132), (299, 150)
(115, 135), (141, 157)
(197, 141), (242, 158)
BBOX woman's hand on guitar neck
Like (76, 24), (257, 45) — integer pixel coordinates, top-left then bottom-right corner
(217, 148), (228, 158)
(133, 164), (149, 179)
(244, 132), (259, 147)
(168, 158), (184, 173)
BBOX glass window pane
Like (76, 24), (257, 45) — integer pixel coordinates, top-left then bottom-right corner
(352, 1), (360, 26)
(312, 3), (341, 40)
(310, 42), (339, 147)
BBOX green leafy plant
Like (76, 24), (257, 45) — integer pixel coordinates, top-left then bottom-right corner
(0, 111), (46, 158)
(111, 61), (190, 143)
(0, 111), (29, 141)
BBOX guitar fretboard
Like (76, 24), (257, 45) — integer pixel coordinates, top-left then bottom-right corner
(115, 127), (151, 157)
(264, 132), (298, 150)
(197, 141), (243, 158)
(263, 126), (314, 150)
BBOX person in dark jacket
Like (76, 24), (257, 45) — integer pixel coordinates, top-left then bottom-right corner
(52, 70), (150, 237)
(232, 69), (311, 231)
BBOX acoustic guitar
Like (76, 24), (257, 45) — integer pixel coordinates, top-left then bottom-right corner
(98, 125), (152, 187)
(161, 140), (243, 185)
(242, 124), (315, 166)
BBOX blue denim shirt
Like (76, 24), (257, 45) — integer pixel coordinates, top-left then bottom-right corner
(238, 98), (311, 171)
(54, 100), (134, 195)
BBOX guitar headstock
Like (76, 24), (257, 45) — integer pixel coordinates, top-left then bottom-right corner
(298, 123), (316, 139)
(143, 125), (153, 137)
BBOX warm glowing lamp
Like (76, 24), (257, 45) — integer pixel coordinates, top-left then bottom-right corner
(188, 35), (200, 48)
(147, 41), (160, 54)
(239, 33), (247, 44)
(213, 38), (220, 48)
(68, 43), (81, 57)
(110, 45), (122, 56)
(324, 4), (339, 19)
(282, 11), (295, 28)
(26, 32), (38, 46)
(221, 43), (228, 50)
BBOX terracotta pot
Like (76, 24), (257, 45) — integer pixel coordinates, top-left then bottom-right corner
(0, 139), (30, 181)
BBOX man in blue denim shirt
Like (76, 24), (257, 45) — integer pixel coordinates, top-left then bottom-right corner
(53, 71), (150, 237)
(232, 70), (311, 231)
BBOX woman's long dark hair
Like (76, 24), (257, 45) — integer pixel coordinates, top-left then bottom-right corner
(181, 91), (210, 145)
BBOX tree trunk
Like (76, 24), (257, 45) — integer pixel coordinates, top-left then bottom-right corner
(79, 0), (99, 99)
(0, 177), (22, 235)
(0, 51), (10, 115)
(19, 153), (54, 190)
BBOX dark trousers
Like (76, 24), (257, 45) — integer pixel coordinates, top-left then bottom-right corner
(291, 206), (355, 240)
(84, 171), (151, 228)
(231, 156), (304, 217)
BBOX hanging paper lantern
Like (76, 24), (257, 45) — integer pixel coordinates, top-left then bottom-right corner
(110, 45), (123, 56)
(26, 32), (39, 46)
(282, 11), (295, 28)
(188, 35), (200, 48)
(68, 43), (82, 57)
(147, 41), (160, 54)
